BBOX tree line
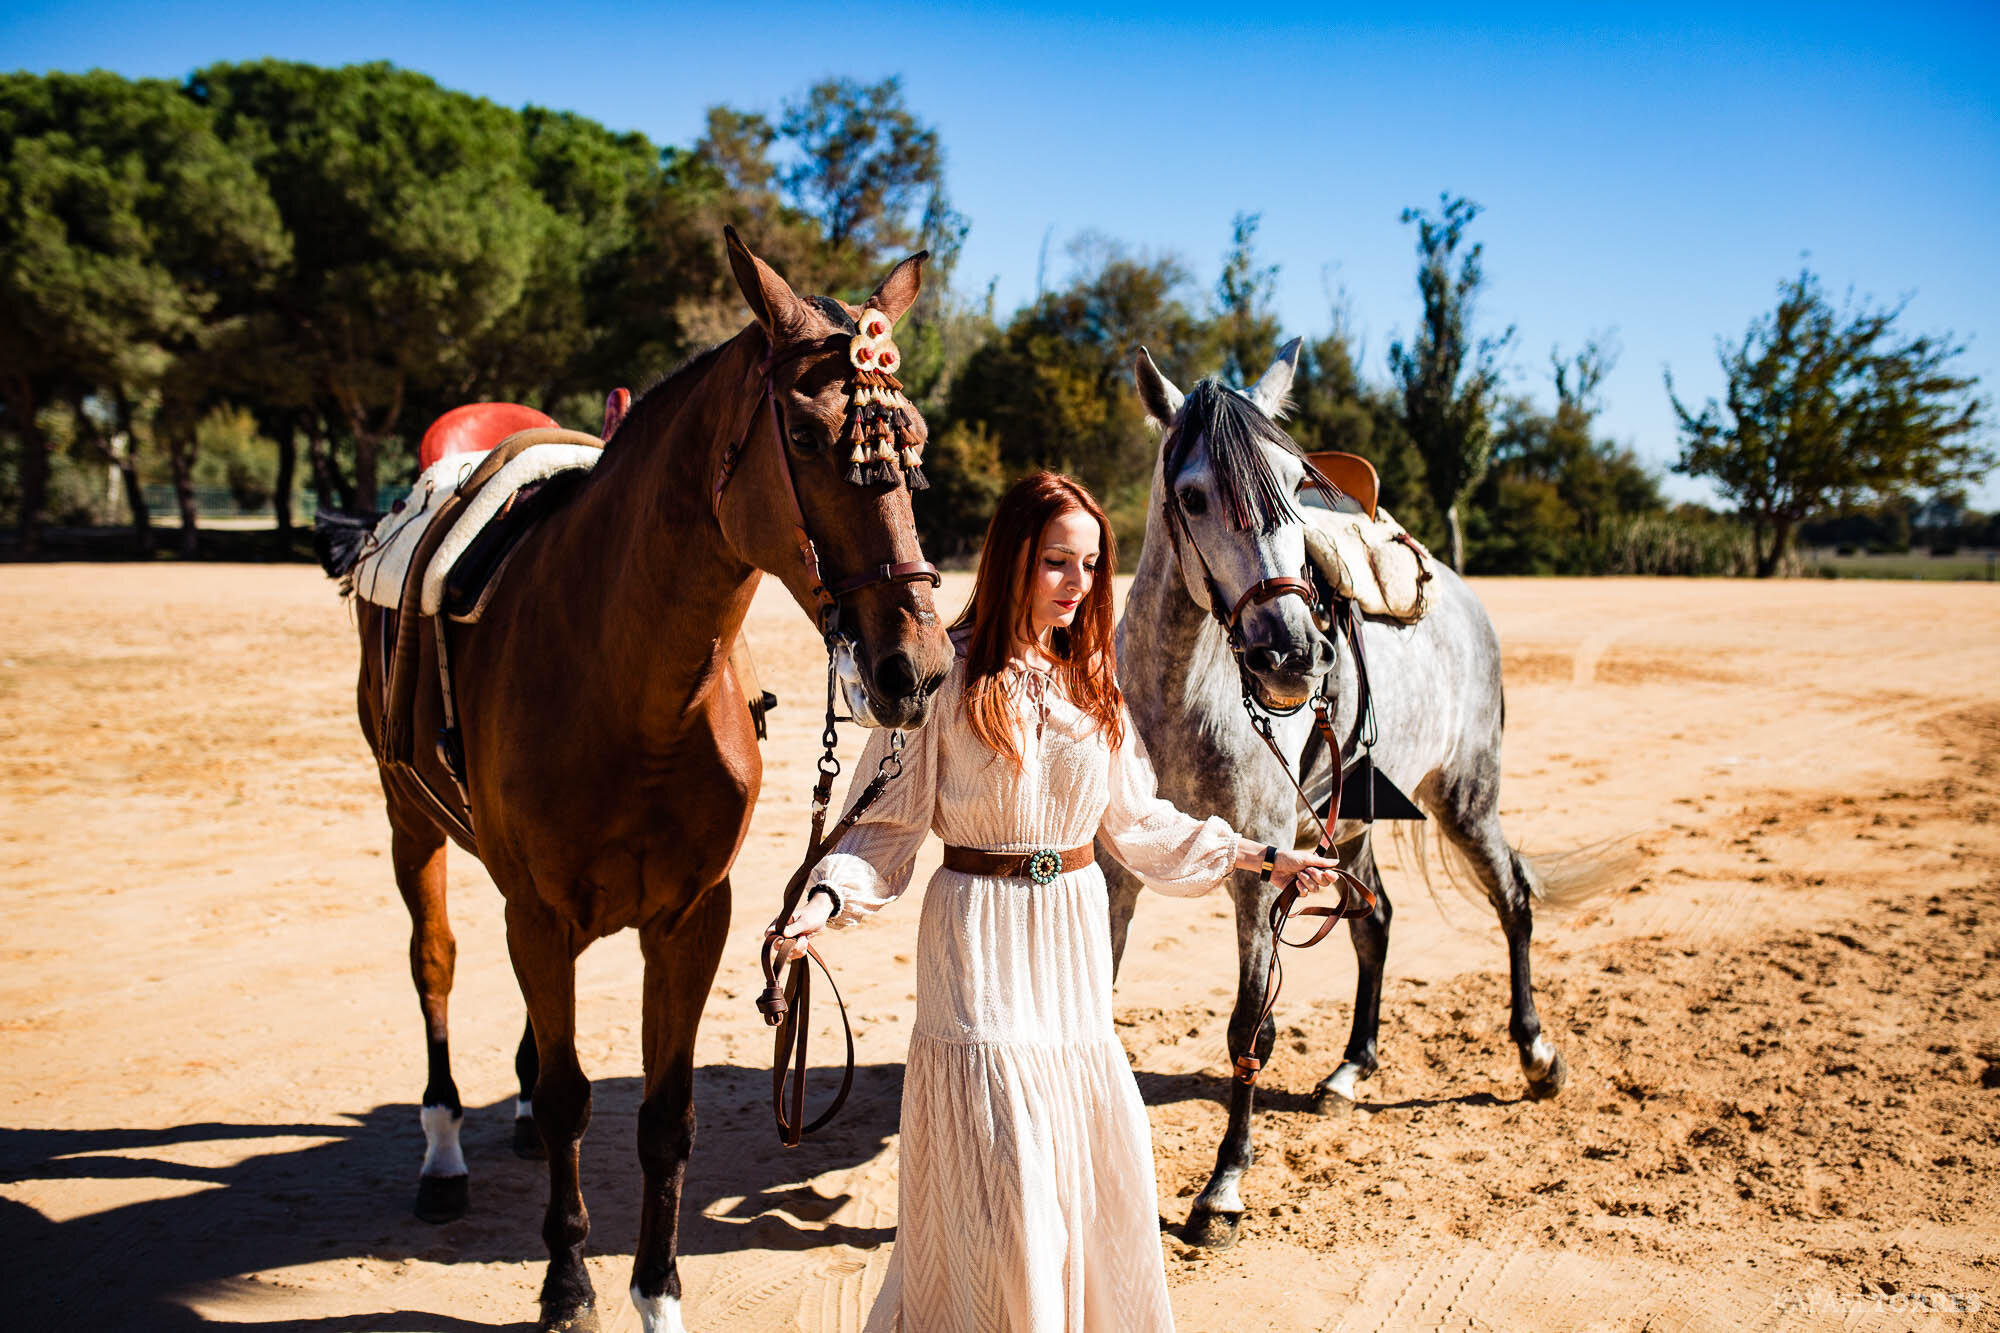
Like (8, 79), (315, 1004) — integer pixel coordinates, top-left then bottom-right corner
(2, 62), (1988, 573)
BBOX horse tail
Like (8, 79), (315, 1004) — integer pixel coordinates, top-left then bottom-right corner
(313, 510), (382, 583)
(1387, 821), (1637, 919)
(1516, 839), (1641, 911)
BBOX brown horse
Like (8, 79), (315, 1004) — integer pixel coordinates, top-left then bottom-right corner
(330, 229), (952, 1333)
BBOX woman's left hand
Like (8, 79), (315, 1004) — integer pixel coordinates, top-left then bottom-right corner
(1271, 849), (1375, 916)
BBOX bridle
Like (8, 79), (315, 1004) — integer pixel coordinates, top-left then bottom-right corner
(716, 326), (939, 1146)
(711, 331), (941, 637)
(1160, 436), (1378, 1085)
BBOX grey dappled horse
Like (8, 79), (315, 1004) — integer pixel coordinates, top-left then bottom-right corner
(1102, 339), (1604, 1249)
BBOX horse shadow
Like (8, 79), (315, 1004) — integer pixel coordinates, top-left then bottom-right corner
(1134, 1068), (1527, 1115)
(0, 1060), (903, 1332)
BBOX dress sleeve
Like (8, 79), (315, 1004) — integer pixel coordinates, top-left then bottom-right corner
(805, 693), (940, 929)
(1098, 705), (1238, 897)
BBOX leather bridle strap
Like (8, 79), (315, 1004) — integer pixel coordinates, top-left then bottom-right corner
(713, 338), (940, 622)
(756, 744), (904, 1146)
(1163, 492), (1319, 650)
(1229, 575), (1317, 627)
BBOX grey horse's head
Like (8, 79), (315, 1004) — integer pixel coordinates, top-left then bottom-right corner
(1136, 338), (1335, 710)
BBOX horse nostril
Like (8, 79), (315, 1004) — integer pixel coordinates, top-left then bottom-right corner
(1246, 645), (1283, 675)
(1309, 634), (1336, 672)
(874, 651), (918, 699)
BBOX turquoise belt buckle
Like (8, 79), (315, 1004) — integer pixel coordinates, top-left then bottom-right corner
(1027, 848), (1062, 884)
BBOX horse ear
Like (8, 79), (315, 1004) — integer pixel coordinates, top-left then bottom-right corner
(724, 226), (807, 335)
(868, 250), (929, 324)
(1248, 336), (1303, 418)
(1134, 347), (1184, 430)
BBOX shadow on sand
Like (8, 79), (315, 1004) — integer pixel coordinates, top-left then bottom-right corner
(0, 1061), (904, 1331)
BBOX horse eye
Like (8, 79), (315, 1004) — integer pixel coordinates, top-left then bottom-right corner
(789, 430), (821, 455)
(1179, 487), (1208, 517)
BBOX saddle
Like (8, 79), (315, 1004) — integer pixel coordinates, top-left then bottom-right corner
(1300, 499), (1439, 625)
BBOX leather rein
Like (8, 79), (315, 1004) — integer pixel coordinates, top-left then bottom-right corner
(1160, 471), (1379, 1086)
(716, 331), (937, 1147)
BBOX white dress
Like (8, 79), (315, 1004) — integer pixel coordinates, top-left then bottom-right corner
(808, 656), (1237, 1333)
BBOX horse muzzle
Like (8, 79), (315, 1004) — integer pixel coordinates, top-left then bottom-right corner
(834, 635), (939, 730)
(1241, 633), (1334, 712)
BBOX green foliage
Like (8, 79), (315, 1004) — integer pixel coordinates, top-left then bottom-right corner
(1592, 508), (1775, 577)
(1465, 339), (1665, 574)
(1215, 212), (1280, 385)
(944, 240), (1214, 554)
(1668, 270), (1992, 577)
(1388, 194), (1513, 571)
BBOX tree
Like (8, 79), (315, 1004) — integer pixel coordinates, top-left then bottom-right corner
(779, 77), (949, 271)
(192, 61), (556, 509)
(1388, 194), (1513, 572)
(0, 71), (287, 553)
(1215, 212), (1280, 386)
(1668, 270), (1992, 577)
(946, 240), (1213, 551)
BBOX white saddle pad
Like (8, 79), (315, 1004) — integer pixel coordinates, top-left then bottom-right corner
(1302, 505), (1439, 623)
(349, 442), (602, 613)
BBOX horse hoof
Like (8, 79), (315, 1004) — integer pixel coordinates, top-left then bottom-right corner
(541, 1307), (601, 1333)
(1314, 1088), (1358, 1117)
(1526, 1050), (1569, 1101)
(513, 1116), (546, 1160)
(1183, 1209), (1242, 1250)
(414, 1173), (468, 1223)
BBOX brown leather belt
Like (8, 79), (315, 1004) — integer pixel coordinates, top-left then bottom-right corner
(942, 844), (1095, 883)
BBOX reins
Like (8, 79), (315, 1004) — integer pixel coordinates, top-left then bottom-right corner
(717, 326), (936, 1147)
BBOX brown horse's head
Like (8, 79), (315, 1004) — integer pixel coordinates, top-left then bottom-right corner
(717, 228), (952, 730)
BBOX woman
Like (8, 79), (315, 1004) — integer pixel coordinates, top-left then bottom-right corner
(775, 472), (1353, 1332)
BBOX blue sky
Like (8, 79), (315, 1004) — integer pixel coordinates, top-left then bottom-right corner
(9, 1), (1998, 506)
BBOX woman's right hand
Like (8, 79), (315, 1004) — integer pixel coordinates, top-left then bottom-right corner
(768, 889), (836, 964)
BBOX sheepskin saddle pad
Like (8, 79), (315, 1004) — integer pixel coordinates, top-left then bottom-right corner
(1302, 505), (1440, 624)
(349, 430), (603, 617)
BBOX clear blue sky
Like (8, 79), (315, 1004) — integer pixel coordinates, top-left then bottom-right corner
(9, 1), (1998, 506)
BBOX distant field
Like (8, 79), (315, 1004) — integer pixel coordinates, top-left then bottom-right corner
(1802, 546), (1999, 581)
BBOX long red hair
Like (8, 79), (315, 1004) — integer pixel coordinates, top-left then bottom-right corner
(953, 472), (1123, 763)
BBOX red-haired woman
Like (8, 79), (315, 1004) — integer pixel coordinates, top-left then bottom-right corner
(776, 472), (1346, 1331)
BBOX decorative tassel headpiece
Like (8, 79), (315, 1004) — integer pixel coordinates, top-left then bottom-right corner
(844, 306), (927, 489)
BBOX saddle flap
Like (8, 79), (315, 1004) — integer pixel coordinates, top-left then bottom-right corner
(1303, 451), (1379, 519)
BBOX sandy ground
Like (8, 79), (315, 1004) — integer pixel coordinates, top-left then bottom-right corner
(2, 565), (1996, 1333)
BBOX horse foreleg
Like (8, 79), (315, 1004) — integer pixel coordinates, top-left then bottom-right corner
(629, 879), (730, 1333)
(506, 894), (598, 1333)
(513, 1016), (544, 1159)
(1317, 832), (1391, 1115)
(1187, 872), (1277, 1250)
(388, 807), (468, 1223)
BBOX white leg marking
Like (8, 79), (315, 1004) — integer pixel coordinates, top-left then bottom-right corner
(1322, 1063), (1362, 1100)
(419, 1105), (467, 1178)
(516, 1096), (534, 1122)
(1197, 1178), (1244, 1214)
(1521, 1033), (1556, 1080)
(631, 1287), (687, 1333)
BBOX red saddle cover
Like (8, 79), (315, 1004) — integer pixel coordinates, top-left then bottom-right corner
(418, 403), (559, 472)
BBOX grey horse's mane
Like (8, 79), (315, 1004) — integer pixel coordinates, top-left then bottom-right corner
(1163, 379), (1328, 533)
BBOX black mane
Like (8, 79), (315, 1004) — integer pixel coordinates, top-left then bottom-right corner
(1164, 379), (1325, 532)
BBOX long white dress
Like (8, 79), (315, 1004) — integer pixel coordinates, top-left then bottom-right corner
(808, 656), (1237, 1333)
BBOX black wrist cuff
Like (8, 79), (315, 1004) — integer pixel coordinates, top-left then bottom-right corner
(1258, 845), (1279, 883)
(807, 884), (843, 918)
